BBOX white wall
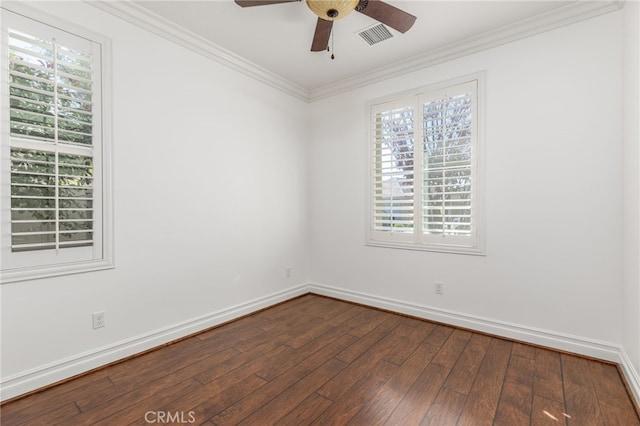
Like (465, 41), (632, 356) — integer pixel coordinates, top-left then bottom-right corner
(0, 1), (310, 399)
(622, 0), (640, 395)
(1, 0), (638, 404)
(309, 12), (624, 350)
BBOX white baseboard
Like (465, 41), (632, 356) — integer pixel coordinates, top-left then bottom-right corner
(309, 283), (621, 360)
(0, 283), (311, 401)
(308, 282), (640, 407)
(3, 281), (639, 410)
(619, 347), (640, 407)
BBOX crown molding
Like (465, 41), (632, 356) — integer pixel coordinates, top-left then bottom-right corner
(309, 0), (622, 101)
(86, 0), (311, 102)
(86, 0), (621, 104)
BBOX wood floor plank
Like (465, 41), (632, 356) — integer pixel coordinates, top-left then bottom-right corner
(512, 341), (536, 360)
(180, 374), (269, 425)
(588, 361), (640, 425)
(401, 315), (436, 329)
(318, 318), (404, 402)
(420, 387), (468, 425)
(534, 347), (566, 403)
(531, 395), (569, 426)
(201, 341), (292, 391)
(493, 354), (535, 426)
(169, 336), (293, 419)
(443, 333), (492, 395)
(4, 402), (80, 426)
(333, 314), (401, 365)
(563, 384), (604, 425)
(324, 303), (366, 327)
(238, 358), (347, 425)
(344, 308), (394, 339)
(218, 326), (271, 352)
(456, 338), (513, 425)
(347, 341), (440, 425)
(233, 324), (295, 354)
(80, 377), (203, 425)
(254, 324), (354, 382)
(311, 359), (399, 425)
(383, 322), (434, 366)
(0, 374), (113, 425)
(562, 353), (606, 425)
(75, 347), (237, 413)
(131, 333), (278, 421)
(285, 318), (343, 349)
(195, 312), (271, 341)
(105, 336), (213, 385)
(384, 363), (451, 425)
(209, 333), (356, 425)
(1, 294), (637, 426)
(430, 328), (473, 370)
(313, 298), (359, 322)
(254, 295), (318, 322)
(423, 324), (455, 347)
(197, 339), (293, 385)
(275, 392), (333, 425)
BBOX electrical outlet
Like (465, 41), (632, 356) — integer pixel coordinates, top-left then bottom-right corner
(93, 311), (105, 329)
(435, 282), (444, 295)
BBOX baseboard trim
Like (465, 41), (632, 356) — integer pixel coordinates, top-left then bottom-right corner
(0, 283), (311, 402)
(3, 281), (639, 409)
(309, 282), (640, 408)
(309, 283), (620, 360)
(619, 347), (640, 411)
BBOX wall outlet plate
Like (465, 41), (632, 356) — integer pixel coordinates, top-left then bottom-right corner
(93, 312), (105, 329)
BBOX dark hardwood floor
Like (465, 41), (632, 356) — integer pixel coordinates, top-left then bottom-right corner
(1, 294), (639, 425)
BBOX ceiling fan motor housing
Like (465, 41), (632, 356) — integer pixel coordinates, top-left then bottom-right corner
(306, 0), (359, 21)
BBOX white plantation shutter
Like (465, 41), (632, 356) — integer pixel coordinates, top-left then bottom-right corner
(1, 8), (112, 280)
(368, 78), (483, 254)
(371, 102), (416, 241)
(421, 82), (476, 242)
(11, 147), (94, 252)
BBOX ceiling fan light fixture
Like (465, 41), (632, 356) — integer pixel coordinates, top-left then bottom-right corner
(306, 0), (359, 21)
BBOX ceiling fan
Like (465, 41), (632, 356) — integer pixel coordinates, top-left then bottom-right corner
(234, 0), (417, 52)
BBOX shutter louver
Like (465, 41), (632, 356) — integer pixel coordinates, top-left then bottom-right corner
(372, 105), (415, 234)
(8, 29), (95, 253)
(422, 89), (473, 237)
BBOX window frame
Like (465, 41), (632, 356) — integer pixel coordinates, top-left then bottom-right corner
(365, 73), (486, 255)
(1, 4), (114, 283)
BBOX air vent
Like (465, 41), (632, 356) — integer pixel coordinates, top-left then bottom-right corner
(357, 23), (393, 46)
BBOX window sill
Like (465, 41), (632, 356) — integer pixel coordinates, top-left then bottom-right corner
(1, 260), (114, 284)
(366, 240), (486, 256)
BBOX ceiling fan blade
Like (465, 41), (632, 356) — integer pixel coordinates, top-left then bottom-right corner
(234, 0), (298, 7)
(357, 0), (416, 33)
(311, 18), (333, 52)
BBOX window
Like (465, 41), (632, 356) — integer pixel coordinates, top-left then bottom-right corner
(367, 76), (484, 254)
(1, 6), (113, 282)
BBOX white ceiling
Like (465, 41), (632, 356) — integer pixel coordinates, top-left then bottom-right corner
(115, 0), (617, 99)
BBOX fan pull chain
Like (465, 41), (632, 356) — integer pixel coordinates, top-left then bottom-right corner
(330, 29), (335, 60)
